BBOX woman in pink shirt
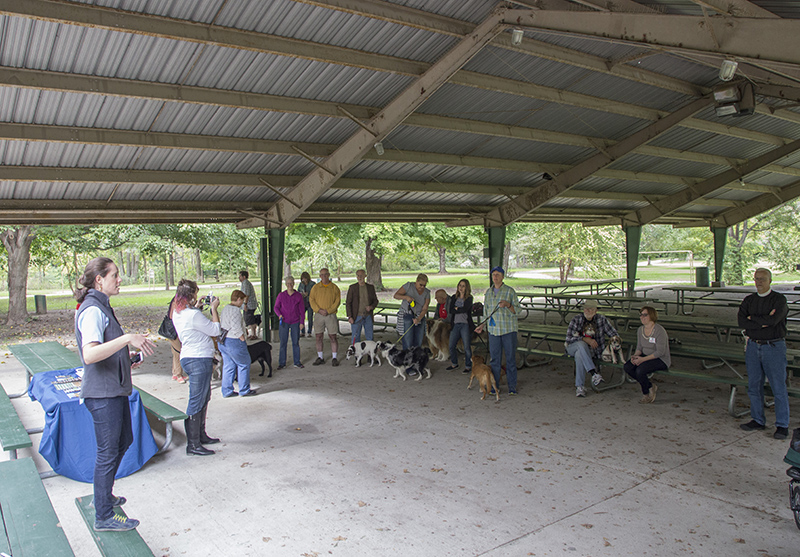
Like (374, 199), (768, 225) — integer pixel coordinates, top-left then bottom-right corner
(274, 275), (306, 369)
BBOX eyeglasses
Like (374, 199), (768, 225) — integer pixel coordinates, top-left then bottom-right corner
(639, 313), (649, 317)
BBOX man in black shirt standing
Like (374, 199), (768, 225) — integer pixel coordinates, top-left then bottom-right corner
(738, 268), (790, 440)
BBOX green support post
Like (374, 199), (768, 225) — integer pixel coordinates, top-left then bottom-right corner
(266, 230), (286, 334)
(487, 226), (506, 287)
(712, 227), (728, 285)
(624, 225), (641, 295)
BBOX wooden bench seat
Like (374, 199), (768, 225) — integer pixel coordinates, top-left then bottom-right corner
(75, 494), (154, 556)
(0, 382), (32, 460)
(0, 457), (74, 556)
(134, 387), (187, 453)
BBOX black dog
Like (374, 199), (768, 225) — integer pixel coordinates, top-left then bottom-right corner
(378, 342), (431, 382)
(248, 341), (273, 377)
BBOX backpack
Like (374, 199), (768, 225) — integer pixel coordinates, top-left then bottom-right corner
(471, 302), (484, 318)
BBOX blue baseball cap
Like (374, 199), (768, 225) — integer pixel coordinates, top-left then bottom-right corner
(491, 266), (505, 275)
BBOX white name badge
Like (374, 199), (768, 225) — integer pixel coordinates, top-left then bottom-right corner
(649, 337), (655, 343)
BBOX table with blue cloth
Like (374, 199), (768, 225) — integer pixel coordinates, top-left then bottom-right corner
(28, 368), (158, 483)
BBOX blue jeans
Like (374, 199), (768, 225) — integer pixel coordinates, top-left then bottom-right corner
(489, 332), (518, 392)
(181, 357), (213, 415)
(449, 322), (472, 369)
(566, 341), (596, 388)
(84, 396), (133, 521)
(402, 313), (426, 350)
(218, 338), (253, 396)
(279, 321), (302, 366)
(351, 315), (374, 343)
(745, 339), (790, 428)
(304, 306), (314, 334)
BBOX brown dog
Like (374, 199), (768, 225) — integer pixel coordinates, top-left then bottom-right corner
(467, 355), (499, 402)
(425, 318), (452, 361)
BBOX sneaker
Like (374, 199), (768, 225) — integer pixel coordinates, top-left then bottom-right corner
(446, 365), (458, 371)
(591, 372), (604, 387)
(277, 365), (285, 370)
(294, 363), (304, 369)
(90, 496), (126, 508)
(312, 357), (324, 366)
(740, 419), (766, 431)
(240, 389), (258, 397)
(222, 391), (239, 398)
(463, 368), (471, 375)
(94, 513), (140, 532)
(576, 386), (586, 397)
(774, 427), (789, 440)
(509, 390), (517, 396)
(332, 358), (339, 367)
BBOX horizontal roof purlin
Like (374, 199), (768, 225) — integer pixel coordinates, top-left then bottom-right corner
(0, 0), (798, 227)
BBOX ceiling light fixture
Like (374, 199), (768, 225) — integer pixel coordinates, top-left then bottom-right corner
(511, 28), (524, 46)
(719, 59), (738, 82)
(374, 142), (384, 156)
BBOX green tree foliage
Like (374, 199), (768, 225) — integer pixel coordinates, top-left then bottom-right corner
(512, 223), (624, 283)
(758, 201), (800, 275)
(413, 223), (485, 274)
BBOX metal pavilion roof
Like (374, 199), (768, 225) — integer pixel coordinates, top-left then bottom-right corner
(1, 0), (800, 230)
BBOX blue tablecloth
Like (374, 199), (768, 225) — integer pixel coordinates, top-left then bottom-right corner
(28, 368), (158, 483)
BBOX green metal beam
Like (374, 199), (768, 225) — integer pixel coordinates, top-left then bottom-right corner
(487, 226), (506, 288)
(266, 230), (285, 335)
(712, 227), (728, 284)
(624, 225), (642, 294)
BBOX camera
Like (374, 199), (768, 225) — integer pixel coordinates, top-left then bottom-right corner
(203, 295), (213, 305)
(130, 352), (142, 365)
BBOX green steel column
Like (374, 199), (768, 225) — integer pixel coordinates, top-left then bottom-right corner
(712, 226), (728, 284)
(487, 226), (506, 286)
(624, 225), (641, 294)
(266, 229), (285, 334)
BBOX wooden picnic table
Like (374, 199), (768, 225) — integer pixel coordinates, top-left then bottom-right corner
(523, 278), (631, 296)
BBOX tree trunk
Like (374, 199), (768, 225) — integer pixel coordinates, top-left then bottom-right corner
(503, 241), (511, 272)
(1, 226), (35, 326)
(163, 254), (170, 290)
(365, 237), (384, 290)
(168, 250), (175, 287)
(118, 250), (126, 276)
(436, 246), (447, 274)
(195, 248), (202, 281)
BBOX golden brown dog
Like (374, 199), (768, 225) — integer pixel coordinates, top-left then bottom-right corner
(425, 318), (453, 362)
(467, 355), (499, 402)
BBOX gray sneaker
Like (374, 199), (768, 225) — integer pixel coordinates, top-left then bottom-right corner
(576, 386), (586, 397)
(94, 513), (139, 532)
(591, 372), (604, 387)
(312, 357), (324, 366)
(332, 358), (339, 367)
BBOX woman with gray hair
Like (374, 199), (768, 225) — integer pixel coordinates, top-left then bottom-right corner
(218, 289), (256, 398)
(274, 275), (306, 369)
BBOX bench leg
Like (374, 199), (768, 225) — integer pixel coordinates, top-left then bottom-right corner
(158, 422), (174, 454)
(8, 449), (17, 460)
(728, 385), (749, 418)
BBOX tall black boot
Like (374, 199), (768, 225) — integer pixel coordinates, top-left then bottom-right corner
(199, 403), (220, 445)
(186, 414), (214, 456)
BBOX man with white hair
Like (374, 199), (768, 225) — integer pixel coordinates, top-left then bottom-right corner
(738, 267), (790, 440)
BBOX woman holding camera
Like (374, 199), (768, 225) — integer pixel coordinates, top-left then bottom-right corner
(171, 279), (221, 456)
(75, 257), (154, 531)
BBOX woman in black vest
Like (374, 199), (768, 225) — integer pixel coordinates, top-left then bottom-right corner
(75, 257), (154, 532)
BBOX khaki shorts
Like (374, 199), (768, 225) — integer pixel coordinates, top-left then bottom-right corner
(313, 313), (339, 335)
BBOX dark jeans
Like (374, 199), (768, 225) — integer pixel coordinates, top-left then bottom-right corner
(449, 322), (473, 369)
(489, 332), (518, 392)
(304, 305), (314, 334)
(181, 357), (213, 415)
(402, 313), (426, 350)
(624, 357), (668, 394)
(84, 396), (133, 521)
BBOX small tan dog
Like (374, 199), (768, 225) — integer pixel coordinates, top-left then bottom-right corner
(467, 355), (499, 402)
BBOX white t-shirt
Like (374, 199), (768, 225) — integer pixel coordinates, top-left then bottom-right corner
(172, 307), (221, 359)
(76, 306), (109, 347)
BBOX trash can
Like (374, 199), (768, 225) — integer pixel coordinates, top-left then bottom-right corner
(34, 295), (47, 314)
(695, 267), (709, 287)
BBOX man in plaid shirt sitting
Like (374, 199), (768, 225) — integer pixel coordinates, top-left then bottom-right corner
(565, 299), (619, 397)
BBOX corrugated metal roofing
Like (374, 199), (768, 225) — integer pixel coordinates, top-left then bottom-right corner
(0, 0), (799, 227)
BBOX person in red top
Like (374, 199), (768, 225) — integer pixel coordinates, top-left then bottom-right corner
(435, 289), (449, 320)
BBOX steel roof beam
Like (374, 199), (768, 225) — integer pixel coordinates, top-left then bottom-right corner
(3, 3), (797, 143)
(673, 179), (800, 228)
(7, 121), (800, 181)
(595, 137), (800, 227)
(688, 0), (778, 18)
(448, 96), (711, 228)
(503, 10), (800, 67)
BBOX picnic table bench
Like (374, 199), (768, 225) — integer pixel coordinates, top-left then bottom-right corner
(516, 293), (663, 322)
(75, 494), (154, 556)
(662, 286), (800, 316)
(0, 457), (74, 556)
(0, 382), (32, 459)
(9, 341), (186, 453)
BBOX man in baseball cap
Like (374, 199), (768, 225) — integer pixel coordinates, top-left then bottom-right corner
(564, 299), (619, 397)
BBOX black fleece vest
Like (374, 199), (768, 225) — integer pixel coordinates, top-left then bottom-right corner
(75, 289), (132, 398)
